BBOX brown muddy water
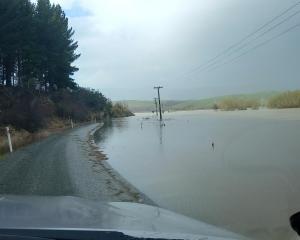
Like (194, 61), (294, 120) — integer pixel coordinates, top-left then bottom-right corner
(94, 109), (300, 240)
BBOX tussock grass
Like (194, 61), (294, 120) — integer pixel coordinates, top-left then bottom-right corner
(217, 98), (260, 111)
(0, 118), (70, 155)
(268, 90), (300, 109)
(0, 128), (31, 155)
(112, 103), (134, 118)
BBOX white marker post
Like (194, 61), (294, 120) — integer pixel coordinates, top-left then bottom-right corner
(71, 119), (74, 129)
(6, 127), (13, 153)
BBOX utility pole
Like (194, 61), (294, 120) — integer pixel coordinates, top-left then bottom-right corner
(154, 86), (163, 121)
(154, 98), (158, 116)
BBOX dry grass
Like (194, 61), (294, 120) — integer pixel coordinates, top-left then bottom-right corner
(217, 98), (260, 111)
(112, 102), (134, 118)
(268, 90), (300, 109)
(47, 118), (71, 131)
(0, 128), (31, 155)
(0, 118), (70, 156)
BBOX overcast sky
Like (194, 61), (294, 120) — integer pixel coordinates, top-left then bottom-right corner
(49, 0), (300, 100)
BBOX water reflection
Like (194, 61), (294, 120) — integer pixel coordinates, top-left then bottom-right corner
(138, 117), (166, 145)
(94, 119), (130, 144)
(113, 118), (129, 131)
(94, 120), (113, 143)
(159, 124), (163, 145)
(157, 122), (167, 145)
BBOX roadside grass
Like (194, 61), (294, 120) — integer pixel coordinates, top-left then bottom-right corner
(0, 129), (31, 155)
(0, 118), (71, 155)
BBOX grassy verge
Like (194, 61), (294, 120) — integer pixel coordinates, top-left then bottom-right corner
(0, 118), (71, 156)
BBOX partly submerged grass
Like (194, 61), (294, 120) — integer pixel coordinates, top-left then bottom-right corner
(217, 98), (260, 111)
(268, 90), (300, 109)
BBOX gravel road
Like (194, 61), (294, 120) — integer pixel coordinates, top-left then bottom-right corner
(0, 124), (142, 202)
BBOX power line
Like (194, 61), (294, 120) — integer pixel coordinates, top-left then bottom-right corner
(204, 23), (300, 73)
(185, 1), (300, 75)
(196, 8), (300, 73)
(181, 1), (300, 77)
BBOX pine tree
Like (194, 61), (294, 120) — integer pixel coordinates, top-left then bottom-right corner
(0, 0), (80, 90)
(34, 0), (80, 90)
(0, 0), (34, 87)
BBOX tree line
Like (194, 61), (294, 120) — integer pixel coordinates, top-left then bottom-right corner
(0, 0), (79, 90)
(0, 0), (133, 133)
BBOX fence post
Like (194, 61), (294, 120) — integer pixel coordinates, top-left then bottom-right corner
(6, 127), (13, 153)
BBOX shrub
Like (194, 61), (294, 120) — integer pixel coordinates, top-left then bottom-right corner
(0, 88), (55, 132)
(212, 103), (219, 110)
(0, 86), (112, 132)
(111, 103), (134, 118)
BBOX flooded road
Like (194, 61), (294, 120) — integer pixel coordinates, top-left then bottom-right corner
(94, 109), (300, 240)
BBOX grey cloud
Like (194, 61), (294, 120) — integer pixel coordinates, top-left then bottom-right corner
(67, 0), (300, 100)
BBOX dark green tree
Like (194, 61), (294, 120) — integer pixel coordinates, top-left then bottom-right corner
(34, 0), (80, 90)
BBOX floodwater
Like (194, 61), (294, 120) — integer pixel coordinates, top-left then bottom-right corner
(94, 109), (300, 240)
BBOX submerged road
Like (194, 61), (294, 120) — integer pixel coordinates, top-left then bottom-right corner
(0, 124), (141, 202)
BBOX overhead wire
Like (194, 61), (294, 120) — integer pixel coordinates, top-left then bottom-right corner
(204, 23), (300, 73)
(196, 8), (300, 73)
(180, 1), (300, 77)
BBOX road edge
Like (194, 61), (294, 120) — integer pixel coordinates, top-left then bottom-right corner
(87, 122), (157, 206)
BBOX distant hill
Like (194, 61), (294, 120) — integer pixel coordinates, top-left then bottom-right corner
(118, 100), (182, 113)
(117, 91), (280, 113)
